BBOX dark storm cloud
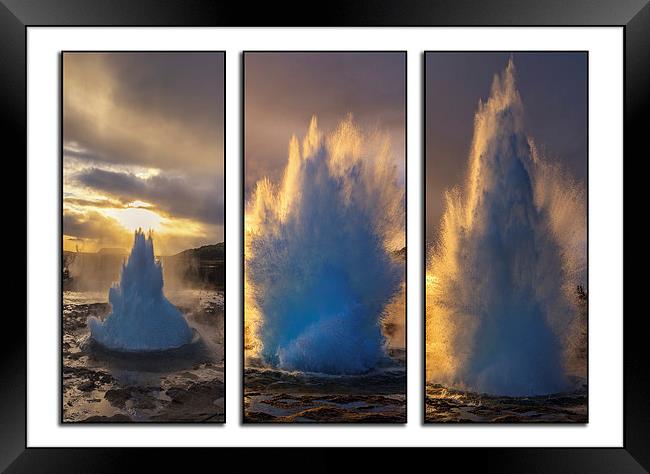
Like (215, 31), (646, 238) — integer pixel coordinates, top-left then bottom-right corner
(63, 209), (131, 245)
(245, 52), (406, 198)
(63, 52), (225, 173)
(63, 52), (225, 244)
(101, 53), (225, 130)
(425, 52), (587, 247)
(76, 168), (224, 226)
(65, 197), (123, 209)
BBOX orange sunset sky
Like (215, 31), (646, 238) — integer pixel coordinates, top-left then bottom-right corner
(63, 52), (225, 256)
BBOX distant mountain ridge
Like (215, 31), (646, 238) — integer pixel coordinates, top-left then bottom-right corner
(163, 242), (225, 289)
(63, 242), (225, 291)
(172, 242), (224, 260)
(97, 247), (128, 255)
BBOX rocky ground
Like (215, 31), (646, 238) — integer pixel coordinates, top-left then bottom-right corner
(62, 290), (225, 423)
(244, 349), (406, 423)
(425, 381), (588, 423)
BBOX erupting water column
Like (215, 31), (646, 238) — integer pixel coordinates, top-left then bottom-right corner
(245, 116), (405, 375)
(88, 229), (193, 352)
(426, 59), (586, 396)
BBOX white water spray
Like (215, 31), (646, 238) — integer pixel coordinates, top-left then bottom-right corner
(426, 59), (587, 395)
(88, 229), (193, 352)
(245, 116), (405, 374)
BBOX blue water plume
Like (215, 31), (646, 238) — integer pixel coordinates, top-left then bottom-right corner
(245, 116), (404, 374)
(88, 229), (193, 352)
(426, 59), (586, 396)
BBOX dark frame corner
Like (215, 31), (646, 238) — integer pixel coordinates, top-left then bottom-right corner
(4, 0), (646, 472)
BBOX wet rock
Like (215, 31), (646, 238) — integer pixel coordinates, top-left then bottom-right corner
(105, 388), (131, 408)
(293, 406), (347, 421)
(245, 411), (277, 422)
(492, 415), (524, 423)
(78, 381), (95, 392)
(424, 383), (588, 423)
(131, 397), (157, 410)
(84, 413), (131, 422)
(63, 366), (114, 386)
(213, 398), (225, 411)
(166, 380), (224, 405)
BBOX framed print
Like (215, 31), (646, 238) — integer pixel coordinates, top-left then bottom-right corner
(61, 51), (226, 423)
(8, 0), (644, 471)
(424, 52), (588, 423)
(243, 51), (407, 423)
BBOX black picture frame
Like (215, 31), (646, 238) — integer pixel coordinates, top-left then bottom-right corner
(5, 0), (644, 471)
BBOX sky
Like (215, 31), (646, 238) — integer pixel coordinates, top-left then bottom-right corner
(63, 52), (225, 256)
(425, 52), (588, 247)
(244, 52), (406, 200)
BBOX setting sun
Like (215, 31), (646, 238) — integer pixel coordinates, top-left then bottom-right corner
(105, 207), (163, 233)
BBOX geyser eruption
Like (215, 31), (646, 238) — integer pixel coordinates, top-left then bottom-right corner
(88, 229), (193, 352)
(426, 59), (586, 396)
(245, 116), (404, 374)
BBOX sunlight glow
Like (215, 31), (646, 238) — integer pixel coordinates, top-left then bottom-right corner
(106, 207), (163, 232)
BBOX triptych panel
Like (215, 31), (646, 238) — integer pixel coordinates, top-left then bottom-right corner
(61, 50), (587, 424)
